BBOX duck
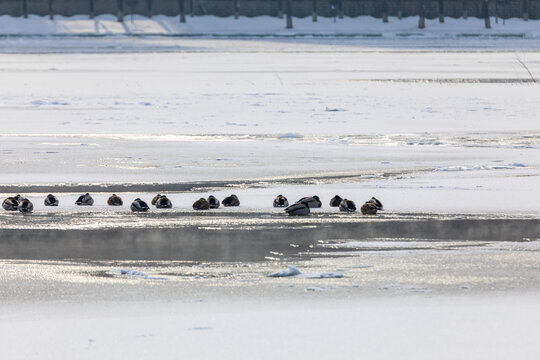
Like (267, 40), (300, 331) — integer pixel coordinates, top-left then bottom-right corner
(339, 199), (356, 212)
(155, 195), (172, 209)
(75, 193), (94, 206)
(44, 194), (59, 206)
(130, 198), (149, 212)
(151, 194), (162, 206)
(17, 198), (33, 213)
(193, 198), (210, 210)
(2, 195), (21, 211)
(329, 195), (343, 207)
(361, 201), (378, 215)
(107, 194), (123, 206)
(222, 194), (240, 207)
(285, 200), (310, 216)
(369, 197), (383, 210)
(207, 195), (220, 209)
(297, 195), (322, 208)
(273, 195), (289, 208)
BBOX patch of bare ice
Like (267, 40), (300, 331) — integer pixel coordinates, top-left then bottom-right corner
(277, 133), (303, 139)
(435, 163), (527, 171)
(303, 272), (343, 279)
(112, 269), (168, 280)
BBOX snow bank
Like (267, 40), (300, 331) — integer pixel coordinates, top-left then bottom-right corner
(268, 265), (301, 277)
(1, 15), (540, 38)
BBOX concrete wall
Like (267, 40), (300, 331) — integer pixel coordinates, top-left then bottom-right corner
(0, 0), (538, 19)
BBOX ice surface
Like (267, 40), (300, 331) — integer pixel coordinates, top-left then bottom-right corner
(0, 296), (538, 360)
(302, 272), (344, 279)
(113, 269), (168, 280)
(0, 37), (538, 214)
(1, 17), (539, 360)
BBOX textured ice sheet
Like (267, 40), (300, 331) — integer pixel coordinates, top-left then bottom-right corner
(1, 39), (539, 215)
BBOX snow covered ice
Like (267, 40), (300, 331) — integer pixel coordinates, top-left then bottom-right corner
(1, 33), (539, 213)
(268, 265), (302, 277)
(0, 14), (539, 360)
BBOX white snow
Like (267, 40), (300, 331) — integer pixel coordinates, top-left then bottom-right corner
(1, 296), (539, 360)
(268, 266), (344, 278)
(1, 16), (539, 360)
(1, 15), (540, 38)
(0, 37), (538, 216)
(268, 265), (301, 277)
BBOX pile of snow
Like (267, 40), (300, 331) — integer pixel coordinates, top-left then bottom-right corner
(268, 265), (301, 277)
(268, 266), (343, 278)
(1, 15), (540, 37)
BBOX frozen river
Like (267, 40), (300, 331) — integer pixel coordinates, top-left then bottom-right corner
(0, 34), (539, 359)
(1, 36), (539, 212)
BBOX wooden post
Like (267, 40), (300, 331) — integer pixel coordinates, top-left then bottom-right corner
(190, 0), (194, 17)
(523, 0), (529, 21)
(278, 0), (283, 18)
(285, 0), (292, 28)
(438, 0), (444, 22)
(117, 0), (124, 22)
(462, 0), (468, 19)
(312, 0), (317, 22)
(179, 0), (186, 22)
(418, 0), (426, 28)
(337, 0), (344, 19)
(147, 0), (152, 17)
(482, 0), (491, 28)
(398, 0), (403, 20)
(89, 0), (94, 19)
(382, 0), (388, 23)
(22, 0), (28, 18)
(234, 0), (239, 19)
(48, 0), (54, 20)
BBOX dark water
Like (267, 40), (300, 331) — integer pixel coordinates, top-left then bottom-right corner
(1, 215), (538, 261)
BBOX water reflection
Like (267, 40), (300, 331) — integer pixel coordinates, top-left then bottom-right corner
(0, 213), (538, 261)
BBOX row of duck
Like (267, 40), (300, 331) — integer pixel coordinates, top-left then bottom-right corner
(2, 193), (383, 215)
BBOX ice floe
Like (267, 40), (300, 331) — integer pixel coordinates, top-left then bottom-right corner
(268, 266), (343, 278)
(267, 266), (301, 277)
